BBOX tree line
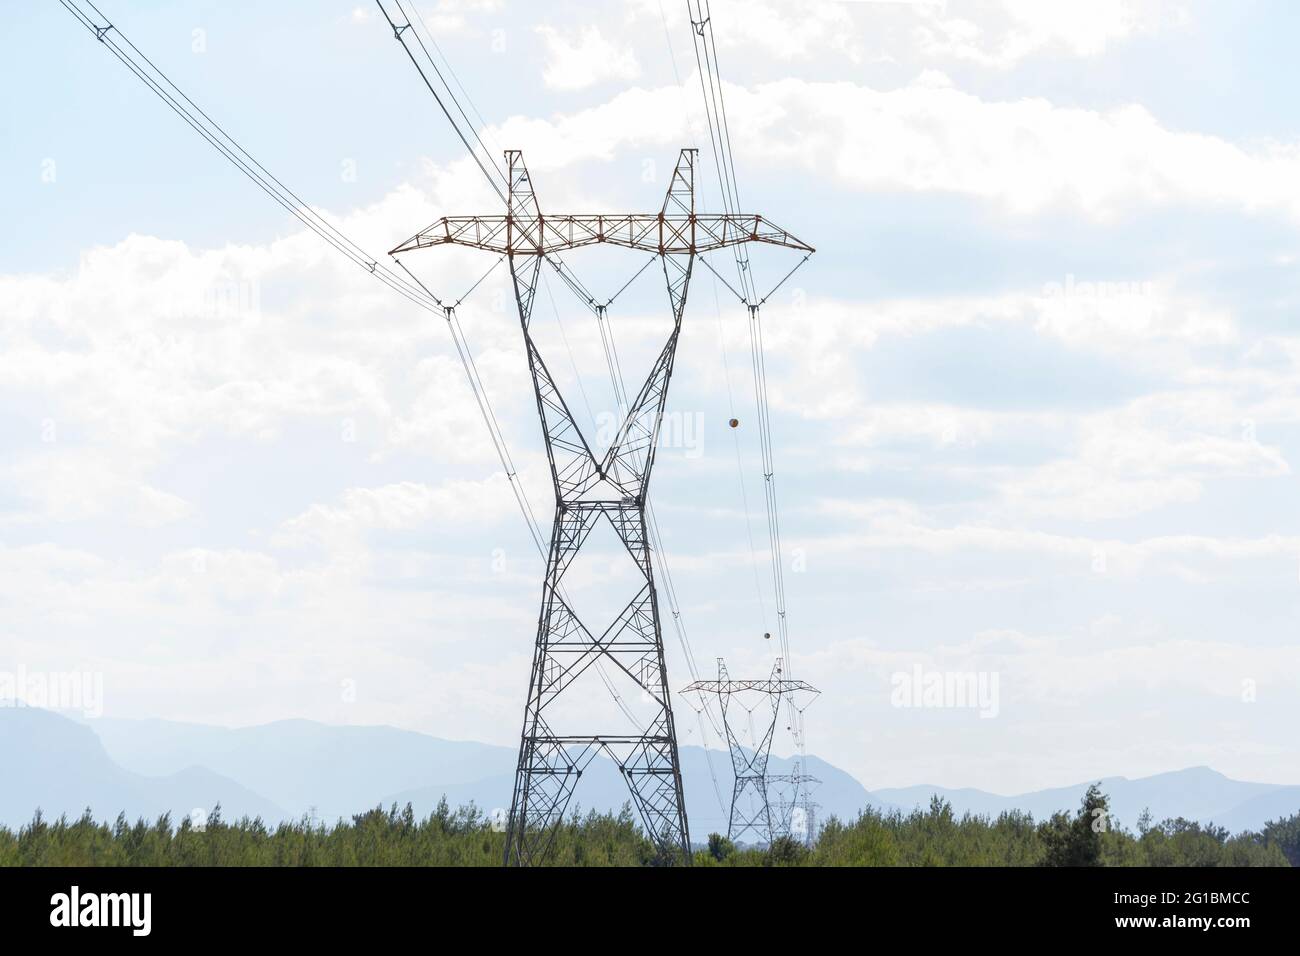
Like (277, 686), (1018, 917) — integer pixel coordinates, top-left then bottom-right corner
(2, 785), (1295, 866)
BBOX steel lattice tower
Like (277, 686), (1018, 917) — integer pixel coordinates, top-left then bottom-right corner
(682, 658), (819, 845)
(768, 770), (822, 846)
(391, 149), (812, 865)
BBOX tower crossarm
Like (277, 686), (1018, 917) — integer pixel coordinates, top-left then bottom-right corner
(681, 678), (818, 696)
(389, 213), (814, 256)
(390, 149), (811, 864)
(679, 658), (820, 844)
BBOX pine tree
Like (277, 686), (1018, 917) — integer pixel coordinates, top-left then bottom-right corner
(1039, 783), (1107, 866)
(706, 832), (736, 862)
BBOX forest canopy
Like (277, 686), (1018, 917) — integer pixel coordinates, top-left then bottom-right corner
(4, 786), (1295, 867)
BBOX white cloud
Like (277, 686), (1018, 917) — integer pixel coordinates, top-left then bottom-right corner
(352, 0), (500, 35)
(2, 449), (192, 528)
(0, 163), (518, 440)
(997, 392), (1291, 520)
(635, 0), (1176, 72)
(157, 549), (286, 605)
(820, 386), (1291, 524)
(756, 78), (1300, 220)
(487, 74), (1300, 222)
(806, 496), (1300, 572)
(640, 0), (861, 62)
(914, 0), (1182, 68)
(836, 403), (1068, 455)
(537, 25), (641, 91)
(1036, 278), (1237, 349)
(797, 625), (1300, 790)
(276, 477), (520, 547)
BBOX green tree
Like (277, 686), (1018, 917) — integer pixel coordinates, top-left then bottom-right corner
(0, 788), (1290, 867)
(706, 832), (736, 862)
(1040, 784), (1107, 866)
(1261, 812), (1300, 867)
(765, 835), (808, 866)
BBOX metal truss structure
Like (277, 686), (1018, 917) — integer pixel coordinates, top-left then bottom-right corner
(394, 212), (809, 257)
(682, 658), (819, 845)
(392, 149), (812, 865)
(63, 0), (821, 870)
(768, 770), (822, 847)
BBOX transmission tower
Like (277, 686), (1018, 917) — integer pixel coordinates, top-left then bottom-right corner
(767, 770), (821, 846)
(61, 0), (819, 865)
(681, 658), (819, 845)
(391, 149), (812, 865)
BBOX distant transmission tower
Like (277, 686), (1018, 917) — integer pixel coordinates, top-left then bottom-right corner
(767, 770), (821, 847)
(682, 658), (819, 844)
(392, 150), (812, 865)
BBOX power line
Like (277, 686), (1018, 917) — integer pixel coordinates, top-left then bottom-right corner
(659, 0), (767, 810)
(684, 1), (813, 778)
(378, 0), (507, 202)
(60, 0), (645, 732)
(376, 0), (726, 742)
(60, 0), (445, 317)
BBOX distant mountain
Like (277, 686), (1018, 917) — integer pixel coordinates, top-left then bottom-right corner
(90, 715), (877, 829)
(4, 708), (1295, 836)
(1209, 787), (1300, 835)
(874, 767), (1299, 832)
(383, 747), (882, 837)
(0, 707), (283, 828)
(90, 717), (514, 824)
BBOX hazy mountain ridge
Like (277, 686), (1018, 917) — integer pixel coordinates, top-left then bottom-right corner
(876, 767), (1300, 832)
(90, 715), (882, 829)
(2, 708), (1296, 834)
(0, 707), (284, 826)
(89, 716), (512, 822)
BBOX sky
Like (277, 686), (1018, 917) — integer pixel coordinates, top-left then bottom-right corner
(2, 0), (1299, 795)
